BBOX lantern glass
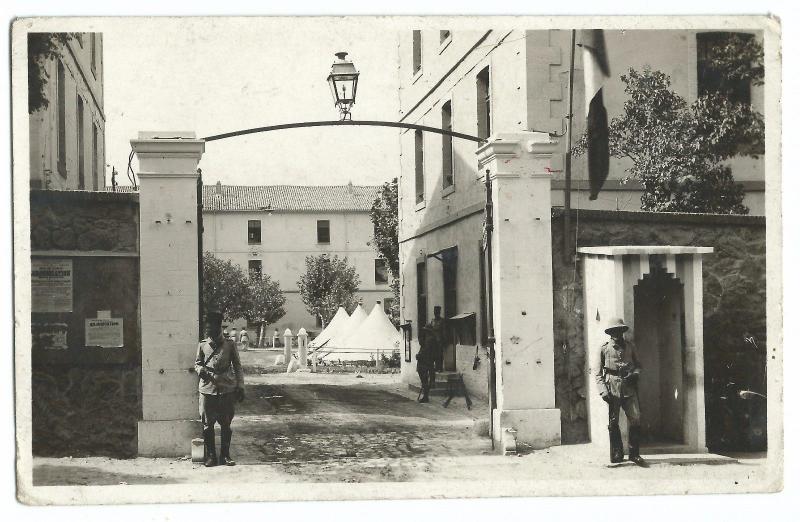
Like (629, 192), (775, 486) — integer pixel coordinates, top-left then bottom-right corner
(327, 52), (359, 113)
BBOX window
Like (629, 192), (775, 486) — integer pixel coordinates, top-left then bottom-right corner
(375, 258), (389, 285)
(441, 101), (454, 189)
(412, 30), (422, 74)
(248, 260), (262, 279)
(57, 61), (66, 177)
(317, 220), (330, 244)
(414, 129), (424, 204)
(77, 96), (85, 190)
(248, 220), (261, 244)
(696, 32), (754, 105)
(90, 33), (97, 75)
(92, 123), (98, 191)
(476, 66), (491, 139)
(416, 260), (428, 335)
(440, 30), (451, 43)
(442, 247), (458, 319)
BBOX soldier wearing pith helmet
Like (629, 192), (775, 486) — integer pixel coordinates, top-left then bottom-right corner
(195, 309), (245, 467)
(595, 318), (647, 467)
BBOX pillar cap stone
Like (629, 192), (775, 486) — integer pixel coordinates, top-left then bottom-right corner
(283, 328), (293, 336)
(476, 132), (560, 180)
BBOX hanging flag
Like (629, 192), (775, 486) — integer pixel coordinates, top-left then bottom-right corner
(580, 29), (610, 200)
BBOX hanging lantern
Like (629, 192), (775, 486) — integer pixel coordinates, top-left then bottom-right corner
(327, 52), (359, 120)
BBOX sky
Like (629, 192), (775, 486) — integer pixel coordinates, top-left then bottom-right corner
(103, 18), (401, 187)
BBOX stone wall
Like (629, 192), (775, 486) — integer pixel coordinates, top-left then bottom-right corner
(30, 190), (141, 457)
(551, 209), (767, 448)
(30, 190), (138, 252)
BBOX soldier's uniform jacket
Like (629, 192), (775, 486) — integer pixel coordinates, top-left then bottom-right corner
(424, 318), (445, 351)
(595, 338), (641, 398)
(195, 336), (244, 395)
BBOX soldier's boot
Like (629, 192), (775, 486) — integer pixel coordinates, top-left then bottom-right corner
(628, 426), (648, 467)
(203, 427), (218, 467)
(219, 427), (236, 466)
(608, 424), (624, 463)
(418, 389), (430, 403)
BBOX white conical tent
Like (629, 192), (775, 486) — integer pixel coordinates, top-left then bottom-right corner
(309, 307), (349, 348)
(326, 304), (368, 348)
(341, 303), (401, 352)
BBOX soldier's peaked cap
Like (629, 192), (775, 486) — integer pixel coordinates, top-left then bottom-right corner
(604, 318), (629, 334)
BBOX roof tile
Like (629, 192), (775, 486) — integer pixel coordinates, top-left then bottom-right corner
(108, 184), (382, 212)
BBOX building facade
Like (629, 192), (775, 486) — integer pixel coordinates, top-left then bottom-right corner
(29, 32), (106, 191)
(398, 30), (764, 220)
(202, 183), (393, 335)
(396, 29), (766, 447)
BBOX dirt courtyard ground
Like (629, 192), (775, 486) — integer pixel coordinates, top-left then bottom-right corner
(30, 370), (773, 496)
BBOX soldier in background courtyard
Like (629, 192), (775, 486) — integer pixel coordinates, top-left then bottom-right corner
(425, 305), (445, 372)
(416, 326), (435, 403)
(596, 318), (648, 467)
(195, 310), (245, 467)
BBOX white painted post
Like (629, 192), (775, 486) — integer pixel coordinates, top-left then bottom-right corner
(475, 132), (562, 450)
(131, 131), (204, 457)
(297, 327), (308, 369)
(272, 329), (279, 348)
(312, 348), (318, 373)
(283, 328), (293, 363)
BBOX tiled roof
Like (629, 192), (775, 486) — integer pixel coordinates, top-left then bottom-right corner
(108, 184), (382, 212)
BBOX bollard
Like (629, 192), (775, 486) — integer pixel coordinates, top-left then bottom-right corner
(283, 328), (293, 363)
(191, 438), (204, 463)
(297, 327), (309, 370)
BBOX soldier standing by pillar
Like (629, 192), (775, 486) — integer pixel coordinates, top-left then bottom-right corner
(596, 318), (648, 467)
(195, 310), (245, 467)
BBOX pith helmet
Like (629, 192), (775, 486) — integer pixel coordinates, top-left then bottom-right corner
(604, 318), (629, 334)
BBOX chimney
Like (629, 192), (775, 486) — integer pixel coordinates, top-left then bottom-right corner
(347, 180), (354, 195)
(216, 180), (222, 195)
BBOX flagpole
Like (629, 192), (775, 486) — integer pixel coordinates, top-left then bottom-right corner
(563, 29), (576, 263)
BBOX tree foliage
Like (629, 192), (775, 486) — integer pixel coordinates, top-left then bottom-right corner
(369, 178), (399, 278)
(202, 252), (285, 326)
(243, 270), (286, 327)
(297, 254), (361, 327)
(28, 33), (78, 114)
(369, 178), (400, 325)
(575, 35), (764, 214)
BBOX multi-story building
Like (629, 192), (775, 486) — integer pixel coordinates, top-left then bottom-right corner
(29, 32), (105, 191)
(396, 29), (766, 447)
(30, 33), (106, 190)
(202, 182), (393, 334)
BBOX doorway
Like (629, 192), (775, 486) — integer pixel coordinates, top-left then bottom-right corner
(633, 265), (685, 445)
(580, 246), (711, 454)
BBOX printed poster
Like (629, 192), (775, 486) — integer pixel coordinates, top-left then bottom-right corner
(31, 259), (73, 312)
(85, 318), (124, 348)
(31, 323), (69, 350)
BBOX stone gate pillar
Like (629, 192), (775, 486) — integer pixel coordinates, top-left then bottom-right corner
(131, 131), (205, 456)
(476, 132), (562, 449)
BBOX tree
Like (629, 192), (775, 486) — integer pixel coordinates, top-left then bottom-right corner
(297, 254), (361, 327)
(369, 178), (400, 325)
(202, 252), (285, 327)
(243, 271), (286, 333)
(575, 35), (764, 214)
(28, 33), (78, 114)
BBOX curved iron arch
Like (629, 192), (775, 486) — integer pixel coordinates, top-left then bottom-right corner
(202, 120), (486, 144)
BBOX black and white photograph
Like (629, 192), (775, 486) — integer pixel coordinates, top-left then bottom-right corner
(9, 12), (786, 509)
